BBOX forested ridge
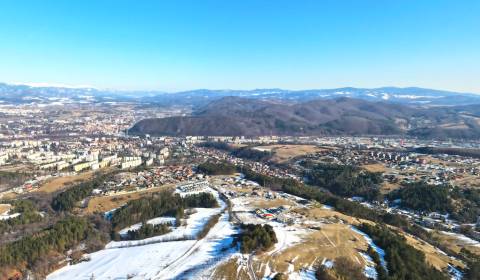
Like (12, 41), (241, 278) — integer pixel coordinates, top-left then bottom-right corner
(199, 142), (273, 162)
(197, 161), (237, 175)
(303, 161), (383, 200)
(0, 216), (94, 274)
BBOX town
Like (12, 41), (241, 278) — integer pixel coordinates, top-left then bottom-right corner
(0, 103), (480, 280)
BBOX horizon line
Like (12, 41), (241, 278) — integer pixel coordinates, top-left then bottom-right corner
(2, 81), (479, 95)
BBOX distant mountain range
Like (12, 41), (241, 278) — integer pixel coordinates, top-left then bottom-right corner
(130, 97), (480, 139)
(1, 82), (480, 107)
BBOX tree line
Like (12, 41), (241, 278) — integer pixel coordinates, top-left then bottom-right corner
(124, 223), (171, 240)
(0, 171), (32, 189)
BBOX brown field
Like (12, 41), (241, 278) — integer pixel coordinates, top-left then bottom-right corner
(258, 144), (329, 163)
(83, 184), (175, 214)
(362, 163), (387, 173)
(453, 175), (480, 188)
(294, 205), (371, 226)
(35, 172), (94, 193)
(212, 257), (250, 280)
(300, 206), (462, 271)
(0, 204), (11, 215)
(255, 224), (370, 277)
(402, 233), (464, 270)
(430, 231), (480, 256)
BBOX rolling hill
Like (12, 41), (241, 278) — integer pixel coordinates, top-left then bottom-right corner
(129, 97), (480, 139)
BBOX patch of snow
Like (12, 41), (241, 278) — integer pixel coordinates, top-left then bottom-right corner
(448, 264), (463, 280)
(103, 207), (119, 220)
(263, 262), (272, 278)
(321, 258), (334, 269)
(0, 212), (20, 220)
(441, 231), (480, 247)
(350, 226), (387, 270)
(288, 268), (317, 280)
(359, 251), (378, 279)
(322, 204), (334, 210)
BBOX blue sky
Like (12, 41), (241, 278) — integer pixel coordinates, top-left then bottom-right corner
(0, 0), (479, 92)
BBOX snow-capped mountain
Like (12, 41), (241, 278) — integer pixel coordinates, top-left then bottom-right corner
(1, 82), (479, 106)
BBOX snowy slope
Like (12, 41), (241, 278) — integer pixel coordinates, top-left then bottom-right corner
(47, 188), (237, 280)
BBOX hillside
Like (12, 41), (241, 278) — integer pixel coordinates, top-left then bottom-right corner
(129, 97), (480, 138)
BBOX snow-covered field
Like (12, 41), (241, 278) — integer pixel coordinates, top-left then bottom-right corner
(48, 211), (236, 280)
(47, 239), (197, 279)
(108, 207), (221, 248)
(268, 222), (307, 255)
(48, 187), (237, 280)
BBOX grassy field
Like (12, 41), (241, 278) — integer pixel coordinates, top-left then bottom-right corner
(361, 163), (387, 173)
(430, 230), (480, 256)
(402, 232), (465, 270)
(257, 144), (329, 163)
(82, 184), (175, 214)
(35, 172), (94, 193)
(293, 205), (369, 226)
